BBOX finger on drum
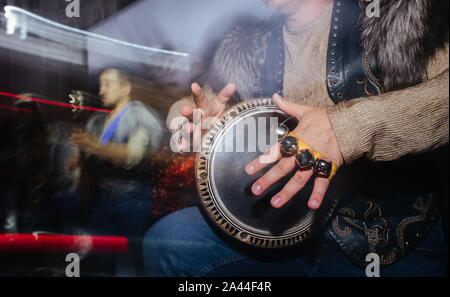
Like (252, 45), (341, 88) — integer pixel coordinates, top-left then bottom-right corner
(245, 142), (281, 175)
(217, 83), (236, 104)
(308, 177), (330, 210)
(250, 157), (296, 196)
(181, 105), (194, 120)
(191, 83), (207, 107)
(270, 170), (314, 208)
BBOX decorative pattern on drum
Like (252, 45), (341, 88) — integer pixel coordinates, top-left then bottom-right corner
(195, 98), (338, 248)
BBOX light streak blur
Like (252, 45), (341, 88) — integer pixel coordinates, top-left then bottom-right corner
(0, 233), (129, 253)
(0, 91), (111, 113)
(1, 6), (192, 70)
(0, 103), (32, 112)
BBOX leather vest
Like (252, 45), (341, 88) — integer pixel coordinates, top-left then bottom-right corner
(255, 0), (443, 269)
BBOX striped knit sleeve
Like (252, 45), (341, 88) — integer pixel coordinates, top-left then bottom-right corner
(327, 68), (449, 164)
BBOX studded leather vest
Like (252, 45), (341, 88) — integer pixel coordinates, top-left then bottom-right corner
(254, 0), (443, 269)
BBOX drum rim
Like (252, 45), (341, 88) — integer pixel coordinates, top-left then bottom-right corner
(195, 98), (338, 248)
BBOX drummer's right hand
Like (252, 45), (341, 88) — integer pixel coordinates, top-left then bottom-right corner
(175, 82), (236, 152)
(183, 82), (236, 122)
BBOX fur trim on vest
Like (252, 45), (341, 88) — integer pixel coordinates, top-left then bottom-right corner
(203, 1), (448, 97)
(359, 0), (449, 91)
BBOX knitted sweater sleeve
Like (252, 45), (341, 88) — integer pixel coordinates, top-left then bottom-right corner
(327, 49), (449, 164)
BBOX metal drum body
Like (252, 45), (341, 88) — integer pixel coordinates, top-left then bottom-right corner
(196, 99), (337, 248)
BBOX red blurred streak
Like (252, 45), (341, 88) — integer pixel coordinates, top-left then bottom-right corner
(0, 91), (111, 113)
(0, 104), (33, 112)
(0, 234), (129, 253)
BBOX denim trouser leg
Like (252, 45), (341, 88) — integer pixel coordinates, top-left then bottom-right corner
(88, 185), (152, 276)
(143, 206), (448, 277)
(143, 206), (316, 277)
(143, 206), (246, 277)
(115, 198), (152, 275)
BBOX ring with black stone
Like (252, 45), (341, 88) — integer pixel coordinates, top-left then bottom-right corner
(314, 158), (333, 178)
(280, 135), (298, 157)
(295, 149), (315, 169)
(276, 123), (289, 140)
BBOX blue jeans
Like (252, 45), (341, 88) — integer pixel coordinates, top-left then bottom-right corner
(88, 182), (152, 276)
(143, 206), (448, 277)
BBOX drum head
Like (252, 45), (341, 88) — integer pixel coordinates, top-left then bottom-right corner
(196, 99), (337, 248)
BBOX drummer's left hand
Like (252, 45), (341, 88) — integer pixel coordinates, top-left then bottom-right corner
(245, 94), (344, 210)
